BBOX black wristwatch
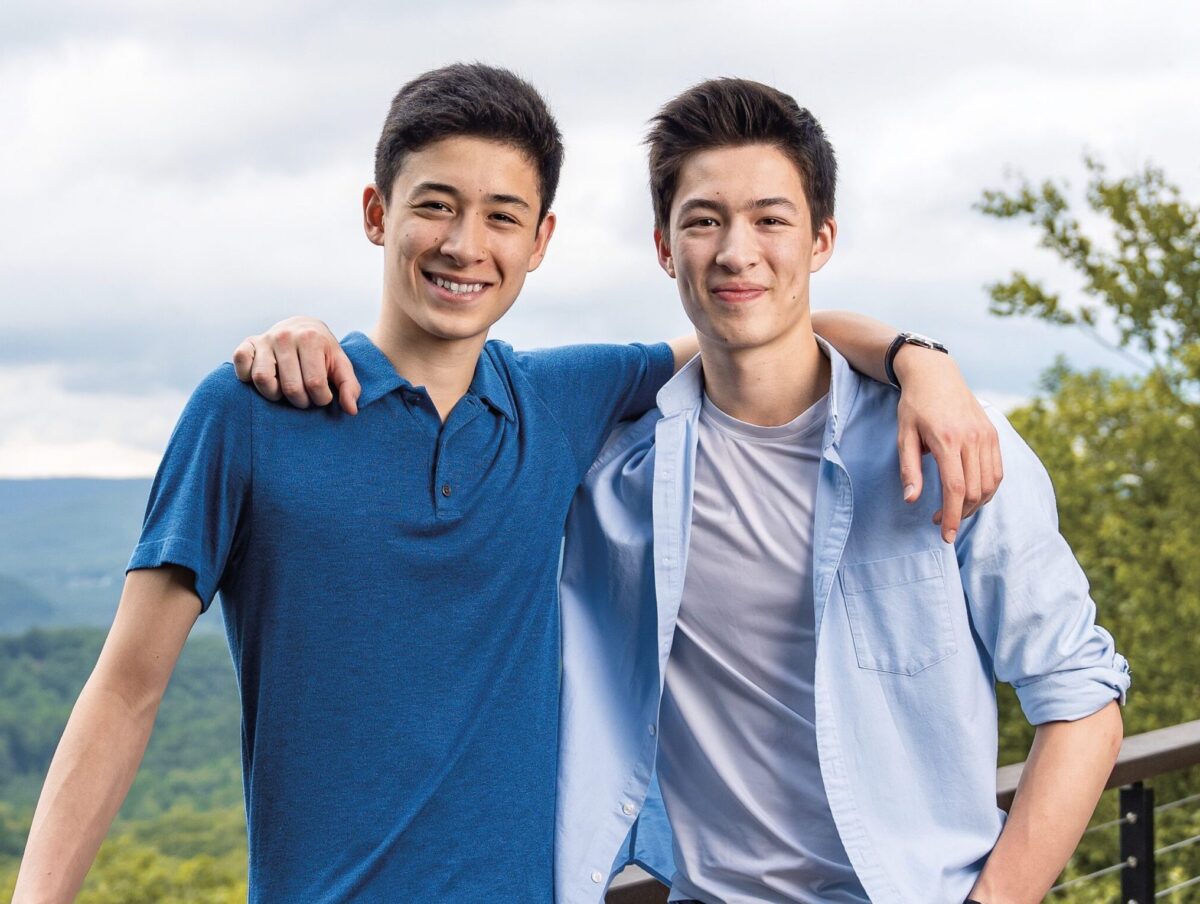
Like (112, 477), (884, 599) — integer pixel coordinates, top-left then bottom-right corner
(884, 331), (950, 389)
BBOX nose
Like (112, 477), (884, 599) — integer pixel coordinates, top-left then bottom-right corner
(439, 213), (487, 266)
(714, 218), (758, 273)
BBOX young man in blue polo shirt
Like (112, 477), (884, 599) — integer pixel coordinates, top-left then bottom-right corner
(15, 65), (1000, 902)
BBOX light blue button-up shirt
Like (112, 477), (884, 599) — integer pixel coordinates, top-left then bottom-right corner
(556, 343), (1130, 904)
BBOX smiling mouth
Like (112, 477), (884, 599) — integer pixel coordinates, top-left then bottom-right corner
(423, 271), (491, 298)
(711, 285), (767, 304)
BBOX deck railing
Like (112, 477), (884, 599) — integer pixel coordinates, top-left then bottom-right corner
(606, 719), (1200, 903)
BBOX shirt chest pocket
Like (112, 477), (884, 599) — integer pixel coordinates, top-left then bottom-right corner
(839, 549), (957, 676)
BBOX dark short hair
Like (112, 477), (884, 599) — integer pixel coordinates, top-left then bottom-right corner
(375, 63), (564, 222)
(645, 78), (837, 236)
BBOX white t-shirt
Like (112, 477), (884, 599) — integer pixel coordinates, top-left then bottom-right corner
(657, 391), (869, 904)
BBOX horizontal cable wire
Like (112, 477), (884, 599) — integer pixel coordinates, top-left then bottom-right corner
(1156, 873), (1200, 898)
(1155, 832), (1200, 857)
(1083, 812), (1134, 835)
(1155, 791), (1200, 815)
(1048, 858), (1132, 894)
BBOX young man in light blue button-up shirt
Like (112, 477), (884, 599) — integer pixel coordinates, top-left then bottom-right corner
(557, 79), (1129, 904)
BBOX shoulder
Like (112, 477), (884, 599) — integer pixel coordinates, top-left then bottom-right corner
(183, 364), (257, 417)
(168, 364), (263, 450)
(508, 341), (656, 376)
(588, 406), (661, 475)
(192, 362), (257, 402)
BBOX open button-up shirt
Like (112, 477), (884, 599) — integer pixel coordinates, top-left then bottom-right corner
(555, 343), (1130, 904)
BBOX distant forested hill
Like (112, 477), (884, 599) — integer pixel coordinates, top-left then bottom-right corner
(0, 479), (222, 634)
(0, 626), (245, 898)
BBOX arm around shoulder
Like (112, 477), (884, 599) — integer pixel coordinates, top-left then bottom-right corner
(12, 566), (200, 903)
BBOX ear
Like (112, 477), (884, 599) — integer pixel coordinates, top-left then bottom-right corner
(525, 211), (558, 272)
(810, 216), (837, 273)
(363, 185), (386, 247)
(654, 228), (676, 279)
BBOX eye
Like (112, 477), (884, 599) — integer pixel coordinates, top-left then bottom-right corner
(685, 217), (719, 229)
(490, 211), (520, 225)
(415, 200), (453, 214)
(759, 216), (788, 227)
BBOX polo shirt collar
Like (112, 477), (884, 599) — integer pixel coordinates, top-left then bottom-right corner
(467, 344), (517, 422)
(340, 332), (515, 421)
(341, 332), (406, 408)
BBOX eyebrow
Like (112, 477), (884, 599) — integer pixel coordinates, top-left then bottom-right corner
(676, 196), (799, 218)
(410, 181), (532, 211)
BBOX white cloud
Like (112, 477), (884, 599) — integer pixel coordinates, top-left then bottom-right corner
(0, 364), (182, 477)
(0, 0), (1196, 475)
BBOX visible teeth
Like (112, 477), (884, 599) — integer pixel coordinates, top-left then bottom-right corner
(432, 275), (483, 294)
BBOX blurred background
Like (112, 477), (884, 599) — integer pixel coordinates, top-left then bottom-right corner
(1, 1), (1197, 900)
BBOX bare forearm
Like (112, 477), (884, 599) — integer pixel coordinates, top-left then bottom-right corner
(811, 309), (956, 386)
(810, 309), (899, 383)
(971, 701), (1123, 904)
(12, 680), (161, 902)
(13, 567), (198, 903)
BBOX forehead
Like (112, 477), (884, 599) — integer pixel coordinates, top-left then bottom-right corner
(673, 143), (809, 212)
(392, 135), (540, 198)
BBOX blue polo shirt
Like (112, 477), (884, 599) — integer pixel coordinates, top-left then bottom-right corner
(128, 332), (674, 903)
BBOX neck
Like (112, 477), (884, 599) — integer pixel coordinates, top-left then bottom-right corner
(698, 316), (830, 426)
(370, 308), (485, 422)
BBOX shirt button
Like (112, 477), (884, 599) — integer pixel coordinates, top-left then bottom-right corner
(622, 802), (636, 816)
(648, 723), (657, 736)
(441, 483), (452, 497)
(590, 870), (603, 884)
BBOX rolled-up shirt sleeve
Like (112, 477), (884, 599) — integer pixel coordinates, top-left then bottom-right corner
(955, 405), (1130, 725)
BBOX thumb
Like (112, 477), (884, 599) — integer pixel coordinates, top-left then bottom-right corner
(329, 348), (362, 416)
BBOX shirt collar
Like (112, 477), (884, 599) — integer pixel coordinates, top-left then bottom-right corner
(467, 343), (517, 422)
(654, 336), (861, 449)
(341, 332), (515, 421)
(341, 332), (406, 408)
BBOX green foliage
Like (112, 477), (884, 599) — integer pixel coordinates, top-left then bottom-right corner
(978, 157), (1200, 382)
(981, 160), (1200, 898)
(0, 627), (245, 897)
(0, 804), (249, 903)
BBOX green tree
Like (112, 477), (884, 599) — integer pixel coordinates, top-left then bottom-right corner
(979, 159), (1200, 899)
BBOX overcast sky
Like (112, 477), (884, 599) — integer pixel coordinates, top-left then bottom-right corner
(2, 0), (1197, 476)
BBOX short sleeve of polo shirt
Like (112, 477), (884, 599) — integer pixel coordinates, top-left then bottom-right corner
(515, 341), (674, 472)
(127, 365), (252, 611)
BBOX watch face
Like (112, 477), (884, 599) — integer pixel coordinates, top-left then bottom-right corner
(902, 332), (946, 352)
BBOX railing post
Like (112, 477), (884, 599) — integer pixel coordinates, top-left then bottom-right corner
(1120, 781), (1155, 903)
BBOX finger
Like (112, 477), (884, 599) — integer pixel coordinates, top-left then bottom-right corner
(275, 344), (310, 409)
(328, 348), (362, 416)
(933, 446), (965, 543)
(298, 333), (334, 407)
(988, 424), (1004, 501)
(960, 440), (983, 520)
(976, 438), (999, 510)
(897, 423), (923, 504)
(233, 338), (257, 382)
(249, 342), (282, 402)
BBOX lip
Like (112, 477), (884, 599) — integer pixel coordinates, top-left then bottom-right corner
(710, 283), (768, 304)
(422, 269), (494, 304)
